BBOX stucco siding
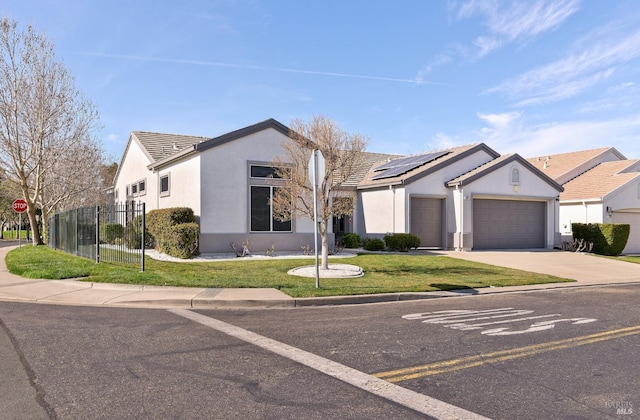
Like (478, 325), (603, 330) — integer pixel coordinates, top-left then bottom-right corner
(360, 188), (397, 234)
(157, 154), (201, 213)
(114, 139), (155, 209)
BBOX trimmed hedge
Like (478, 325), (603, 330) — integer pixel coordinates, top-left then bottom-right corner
(571, 223), (630, 256)
(384, 233), (421, 252)
(164, 223), (200, 259)
(363, 237), (385, 251)
(147, 208), (199, 259)
(341, 233), (361, 248)
(124, 215), (155, 250)
(99, 223), (124, 244)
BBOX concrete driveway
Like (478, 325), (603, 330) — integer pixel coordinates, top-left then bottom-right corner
(435, 249), (640, 284)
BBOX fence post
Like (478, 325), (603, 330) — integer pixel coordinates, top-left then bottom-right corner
(95, 206), (100, 263)
(75, 208), (78, 256)
(141, 202), (145, 272)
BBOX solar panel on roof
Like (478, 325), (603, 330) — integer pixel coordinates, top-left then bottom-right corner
(371, 151), (450, 180)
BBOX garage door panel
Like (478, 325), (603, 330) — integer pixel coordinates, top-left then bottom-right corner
(473, 199), (545, 249)
(410, 197), (443, 248)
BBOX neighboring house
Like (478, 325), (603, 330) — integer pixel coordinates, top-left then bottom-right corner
(357, 144), (564, 251)
(114, 118), (565, 253)
(528, 148), (640, 255)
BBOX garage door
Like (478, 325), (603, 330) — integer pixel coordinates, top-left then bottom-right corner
(612, 212), (640, 254)
(473, 199), (545, 249)
(410, 197), (443, 248)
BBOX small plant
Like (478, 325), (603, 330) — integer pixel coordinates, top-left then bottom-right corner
(301, 245), (312, 255)
(341, 233), (361, 248)
(266, 244), (276, 257)
(561, 238), (594, 253)
(363, 237), (385, 251)
(230, 239), (251, 257)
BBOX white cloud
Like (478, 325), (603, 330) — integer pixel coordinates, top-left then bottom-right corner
(608, 81), (636, 93)
(420, 0), (580, 76)
(473, 36), (502, 57)
(487, 28), (640, 104)
(474, 111), (640, 157)
(458, 0), (580, 47)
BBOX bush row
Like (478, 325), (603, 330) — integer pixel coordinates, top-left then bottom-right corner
(340, 233), (421, 252)
(571, 223), (630, 256)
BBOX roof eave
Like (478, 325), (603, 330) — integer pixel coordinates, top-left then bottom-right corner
(148, 145), (198, 171)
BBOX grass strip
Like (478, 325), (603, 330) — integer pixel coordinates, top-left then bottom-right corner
(6, 246), (575, 298)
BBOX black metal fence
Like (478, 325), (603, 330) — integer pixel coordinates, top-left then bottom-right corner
(48, 202), (146, 271)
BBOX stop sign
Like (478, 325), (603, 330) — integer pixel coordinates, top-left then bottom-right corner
(12, 198), (27, 213)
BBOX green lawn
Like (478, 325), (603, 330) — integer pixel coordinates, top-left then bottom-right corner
(6, 245), (575, 298)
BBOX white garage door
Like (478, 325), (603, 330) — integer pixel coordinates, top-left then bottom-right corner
(473, 199), (546, 249)
(410, 197), (443, 248)
(612, 212), (640, 255)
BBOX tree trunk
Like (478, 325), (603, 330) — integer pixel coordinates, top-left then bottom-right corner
(320, 218), (329, 270)
(22, 195), (44, 245)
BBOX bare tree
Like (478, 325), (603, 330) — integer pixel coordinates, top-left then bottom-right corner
(0, 18), (102, 244)
(272, 115), (367, 269)
(0, 175), (20, 238)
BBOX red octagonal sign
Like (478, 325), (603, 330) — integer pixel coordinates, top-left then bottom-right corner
(12, 198), (27, 213)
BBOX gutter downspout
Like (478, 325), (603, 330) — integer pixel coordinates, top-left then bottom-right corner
(390, 185), (395, 233)
(456, 183), (464, 251)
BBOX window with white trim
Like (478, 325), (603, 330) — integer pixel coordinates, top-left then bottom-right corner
(138, 179), (146, 196)
(160, 174), (170, 197)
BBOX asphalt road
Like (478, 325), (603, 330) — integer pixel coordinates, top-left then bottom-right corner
(1, 284), (640, 419)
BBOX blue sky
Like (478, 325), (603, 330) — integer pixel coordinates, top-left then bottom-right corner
(4, 1), (640, 162)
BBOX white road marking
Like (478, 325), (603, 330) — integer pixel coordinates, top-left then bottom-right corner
(448, 314), (560, 330)
(169, 308), (490, 420)
(403, 308), (597, 336)
(482, 318), (598, 336)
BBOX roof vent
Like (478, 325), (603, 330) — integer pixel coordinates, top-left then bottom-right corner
(172, 142), (179, 150)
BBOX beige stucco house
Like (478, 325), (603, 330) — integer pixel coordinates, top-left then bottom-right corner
(528, 147), (640, 255)
(114, 118), (565, 253)
(356, 144), (564, 251)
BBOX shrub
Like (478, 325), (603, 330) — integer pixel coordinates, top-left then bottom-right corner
(147, 208), (199, 258)
(384, 233), (421, 252)
(363, 237), (385, 251)
(99, 223), (123, 244)
(341, 233), (361, 248)
(571, 223), (630, 256)
(162, 223), (200, 259)
(124, 215), (155, 249)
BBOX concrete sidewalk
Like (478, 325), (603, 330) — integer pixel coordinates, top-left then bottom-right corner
(0, 245), (639, 309)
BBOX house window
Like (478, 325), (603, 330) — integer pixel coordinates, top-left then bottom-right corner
(510, 167), (520, 185)
(126, 185), (130, 197)
(250, 186), (291, 232)
(250, 164), (290, 179)
(160, 174), (170, 197)
(131, 183), (138, 195)
(138, 179), (146, 196)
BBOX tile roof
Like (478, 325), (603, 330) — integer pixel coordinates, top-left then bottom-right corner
(561, 160), (640, 200)
(526, 147), (623, 183)
(358, 143), (499, 189)
(338, 151), (401, 188)
(132, 131), (210, 162)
